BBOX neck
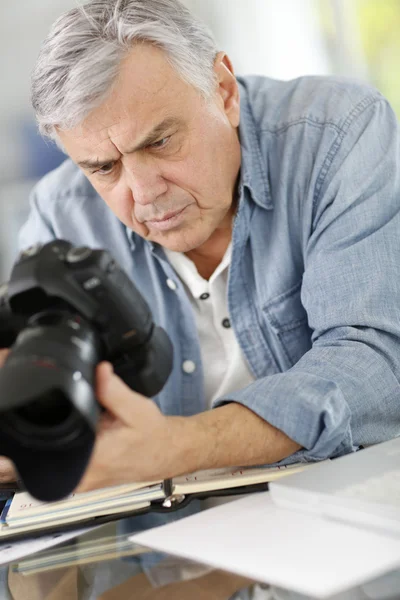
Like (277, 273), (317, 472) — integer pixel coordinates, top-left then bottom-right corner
(185, 222), (233, 280)
(185, 191), (239, 280)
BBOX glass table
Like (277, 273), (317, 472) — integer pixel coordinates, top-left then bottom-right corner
(4, 519), (256, 600)
(3, 516), (400, 600)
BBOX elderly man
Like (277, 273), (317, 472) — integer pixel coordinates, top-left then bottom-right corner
(2, 0), (400, 516)
(3, 1), (400, 598)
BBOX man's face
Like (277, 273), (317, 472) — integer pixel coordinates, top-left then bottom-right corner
(58, 45), (241, 253)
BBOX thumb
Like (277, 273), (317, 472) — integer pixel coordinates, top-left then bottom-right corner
(0, 349), (10, 367)
(96, 362), (146, 424)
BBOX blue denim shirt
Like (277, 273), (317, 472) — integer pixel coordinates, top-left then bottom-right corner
(19, 75), (400, 473)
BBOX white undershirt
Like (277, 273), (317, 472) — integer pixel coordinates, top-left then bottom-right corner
(164, 243), (255, 410)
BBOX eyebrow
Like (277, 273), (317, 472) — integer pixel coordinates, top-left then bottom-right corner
(77, 117), (181, 170)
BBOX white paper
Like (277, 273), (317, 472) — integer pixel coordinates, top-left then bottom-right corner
(131, 493), (400, 599)
(0, 525), (100, 566)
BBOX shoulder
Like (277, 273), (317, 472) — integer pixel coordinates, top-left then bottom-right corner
(238, 74), (385, 134)
(32, 158), (98, 203)
(26, 159), (129, 253)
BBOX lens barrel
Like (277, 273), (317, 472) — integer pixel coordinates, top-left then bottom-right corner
(0, 311), (102, 501)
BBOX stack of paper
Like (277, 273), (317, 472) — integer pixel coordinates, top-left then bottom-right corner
(0, 482), (163, 537)
(131, 493), (400, 599)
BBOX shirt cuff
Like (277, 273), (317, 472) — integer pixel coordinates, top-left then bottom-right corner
(212, 370), (355, 463)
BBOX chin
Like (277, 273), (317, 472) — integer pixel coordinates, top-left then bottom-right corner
(158, 239), (196, 253)
(156, 231), (207, 254)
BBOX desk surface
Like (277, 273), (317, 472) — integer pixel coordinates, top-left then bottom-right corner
(3, 515), (400, 600)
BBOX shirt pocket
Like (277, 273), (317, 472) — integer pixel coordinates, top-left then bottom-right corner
(262, 280), (312, 368)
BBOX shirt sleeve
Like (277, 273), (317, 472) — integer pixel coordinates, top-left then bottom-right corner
(213, 96), (400, 463)
(18, 183), (56, 251)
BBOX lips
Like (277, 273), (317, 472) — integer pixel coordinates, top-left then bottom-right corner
(144, 206), (189, 232)
(146, 208), (186, 223)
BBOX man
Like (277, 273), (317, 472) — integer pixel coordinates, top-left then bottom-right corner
(1, 0), (400, 498)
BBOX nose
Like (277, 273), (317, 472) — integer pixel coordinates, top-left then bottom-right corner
(124, 157), (168, 206)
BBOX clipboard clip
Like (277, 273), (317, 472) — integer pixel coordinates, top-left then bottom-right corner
(161, 493), (186, 509)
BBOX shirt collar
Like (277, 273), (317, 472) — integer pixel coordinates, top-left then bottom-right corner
(126, 77), (272, 250)
(237, 77), (273, 211)
(126, 227), (152, 252)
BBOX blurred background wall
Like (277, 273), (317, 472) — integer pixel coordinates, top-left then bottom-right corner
(0, 0), (399, 280)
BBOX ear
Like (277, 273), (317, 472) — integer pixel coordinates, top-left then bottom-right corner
(213, 52), (240, 128)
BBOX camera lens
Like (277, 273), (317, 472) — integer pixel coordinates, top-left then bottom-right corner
(14, 390), (73, 428)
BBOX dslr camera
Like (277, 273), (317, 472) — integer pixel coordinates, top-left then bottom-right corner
(0, 240), (173, 501)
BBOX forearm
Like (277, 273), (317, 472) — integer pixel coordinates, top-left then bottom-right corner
(167, 402), (302, 477)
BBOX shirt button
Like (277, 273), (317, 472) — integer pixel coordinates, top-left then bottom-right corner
(182, 360), (196, 374)
(222, 318), (231, 329)
(166, 278), (177, 290)
(200, 293), (210, 300)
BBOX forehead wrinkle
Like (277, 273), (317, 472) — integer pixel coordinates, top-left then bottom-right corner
(83, 103), (124, 137)
(79, 138), (120, 167)
(75, 122), (115, 149)
(77, 61), (186, 164)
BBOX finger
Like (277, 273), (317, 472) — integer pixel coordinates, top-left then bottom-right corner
(74, 471), (96, 494)
(0, 457), (17, 483)
(0, 349), (9, 367)
(96, 361), (114, 393)
(95, 361), (148, 424)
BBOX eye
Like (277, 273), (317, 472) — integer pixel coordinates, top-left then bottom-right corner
(95, 162), (115, 175)
(149, 137), (170, 150)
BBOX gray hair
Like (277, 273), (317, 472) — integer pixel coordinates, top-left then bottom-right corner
(32, 0), (219, 140)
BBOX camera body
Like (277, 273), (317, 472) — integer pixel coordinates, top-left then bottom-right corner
(0, 240), (173, 501)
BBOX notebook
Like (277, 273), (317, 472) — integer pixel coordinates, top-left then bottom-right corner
(0, 462), (312, 540)
(269, 436), (400, 536)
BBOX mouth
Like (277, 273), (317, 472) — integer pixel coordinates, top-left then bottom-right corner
(145, 207), (188, 232)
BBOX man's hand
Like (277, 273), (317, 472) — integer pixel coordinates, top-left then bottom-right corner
(0, 349), (18, 483)
(75, 362), (176, 493)
(75, 359), (301, 494)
